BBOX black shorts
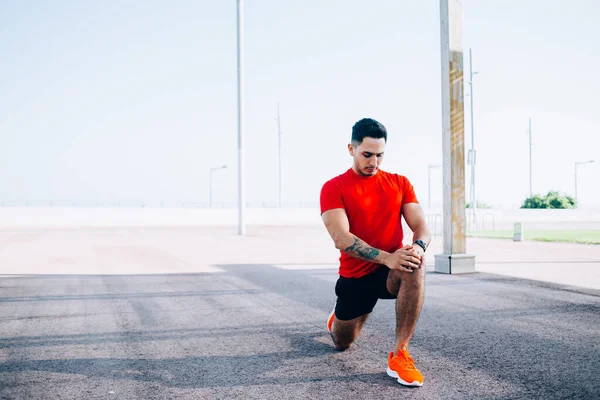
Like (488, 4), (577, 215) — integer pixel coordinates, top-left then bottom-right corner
(334, 265), (397, 320)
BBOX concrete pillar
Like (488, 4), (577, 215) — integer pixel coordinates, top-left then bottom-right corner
(434, 0), (476, 274)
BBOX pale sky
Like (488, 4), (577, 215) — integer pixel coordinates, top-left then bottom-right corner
(1, 0), (599, 209)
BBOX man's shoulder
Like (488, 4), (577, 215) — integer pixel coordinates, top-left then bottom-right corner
(320, 169), (352, 214)
(378, 170), (411, 184)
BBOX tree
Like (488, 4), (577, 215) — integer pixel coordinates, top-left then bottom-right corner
(522, 194), (547, 209)
(521, 191), (576, 209)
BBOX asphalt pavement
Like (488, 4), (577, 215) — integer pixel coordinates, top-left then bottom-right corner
(0, 226), (599, 399)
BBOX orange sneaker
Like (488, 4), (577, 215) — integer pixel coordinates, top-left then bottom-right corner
(327, 305), (335, 333)
(387, 346), (424, 387)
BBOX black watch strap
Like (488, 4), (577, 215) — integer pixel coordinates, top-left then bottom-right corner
(413, 239), (427, 252)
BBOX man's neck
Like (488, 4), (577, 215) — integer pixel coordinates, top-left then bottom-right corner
(351, 166), (379, 178)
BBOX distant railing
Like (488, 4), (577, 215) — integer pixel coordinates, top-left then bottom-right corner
(426, 213), (443, 237)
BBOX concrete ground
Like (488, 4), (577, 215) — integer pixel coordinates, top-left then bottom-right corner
(0, 225), (599, 399)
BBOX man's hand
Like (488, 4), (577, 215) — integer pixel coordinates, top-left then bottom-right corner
(411, 245), (425, 260)
(383, 245), (423, 272)
(411, 244), (426, 269)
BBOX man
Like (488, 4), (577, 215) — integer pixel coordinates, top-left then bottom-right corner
(319, 117), (431, 387)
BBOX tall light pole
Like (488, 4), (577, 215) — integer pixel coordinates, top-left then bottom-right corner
(236, 0), (246, 235)
(428, 164), (441, 209)
(528, 118), (533, 198)
(276, 103), (282, 208)
(467, 48), (478, 229)
(574, 160), (595, 208)
(209, 165), (227, 207)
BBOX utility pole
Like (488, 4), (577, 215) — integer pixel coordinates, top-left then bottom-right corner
(467, 48), (478, 229)
(528, 118), (532, 198)
(236, 0), (246, 235)
(276, 103), (282, 208)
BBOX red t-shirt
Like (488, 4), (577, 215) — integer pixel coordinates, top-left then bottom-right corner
(320, 168), (419, 278)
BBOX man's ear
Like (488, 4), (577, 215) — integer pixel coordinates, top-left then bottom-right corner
(348, 143), (355, 156)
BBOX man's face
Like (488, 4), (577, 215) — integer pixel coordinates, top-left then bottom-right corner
(348, 137), (386, 176)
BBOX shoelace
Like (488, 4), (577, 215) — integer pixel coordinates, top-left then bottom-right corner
(393, 349), (416, 371)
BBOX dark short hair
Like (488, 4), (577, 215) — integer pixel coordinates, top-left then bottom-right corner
(351, 118), (387, 145)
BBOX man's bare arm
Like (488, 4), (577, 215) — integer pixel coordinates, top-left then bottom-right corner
(321, 208), (420, 271)
(342, 234), (389, 263)
(322, 208), (391, 264)
(402, 202), (431, 248)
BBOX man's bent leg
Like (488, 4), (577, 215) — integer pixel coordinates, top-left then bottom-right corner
(386, 266), (425, 353)
(331, 273), (379, 351)
(331, 314), (369, 351)
(385, 267), (426, 386)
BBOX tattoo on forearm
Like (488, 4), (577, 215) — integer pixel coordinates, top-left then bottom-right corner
(345, 236), (380, 260)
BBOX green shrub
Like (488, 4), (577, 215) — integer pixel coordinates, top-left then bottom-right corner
(521, 191), (576, 209)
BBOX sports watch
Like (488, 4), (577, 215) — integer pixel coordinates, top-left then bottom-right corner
(413, 239), (427, 252)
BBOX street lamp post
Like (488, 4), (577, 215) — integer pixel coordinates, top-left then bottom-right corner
(276, 103), (282, 208)
(467, 48), (479, 229)
(574, 160), (595, 208)
(528, 118), (533, 198)
(209, 165), (227, 207)
(236, 0), (246, 234)
(428, 164), (441, 209)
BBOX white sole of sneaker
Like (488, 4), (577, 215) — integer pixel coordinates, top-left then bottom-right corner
(386, 367), (423, 387)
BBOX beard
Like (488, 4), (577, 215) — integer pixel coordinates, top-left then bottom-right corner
(359, 166), (377, 176)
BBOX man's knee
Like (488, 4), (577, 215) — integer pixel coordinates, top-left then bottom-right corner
(408, 265), (425, 280)
(334, 340), (352, 351)
(331, 329), (354, 351)
(403, 267), (425, 289)
(388, 267), (425, 293)
(330, 314), (368, 350)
